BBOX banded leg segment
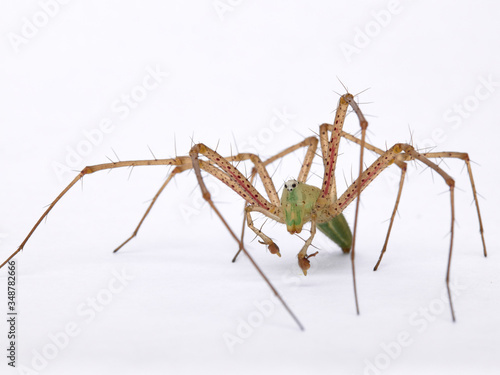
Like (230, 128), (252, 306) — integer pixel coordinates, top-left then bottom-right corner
(319, 95), (350, 201)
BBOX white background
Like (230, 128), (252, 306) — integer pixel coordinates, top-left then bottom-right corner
(1, 1), (499, 374)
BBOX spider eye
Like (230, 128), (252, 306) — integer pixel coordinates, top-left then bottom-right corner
(284, 184), (288, 189)
(292, 183), (296, 188)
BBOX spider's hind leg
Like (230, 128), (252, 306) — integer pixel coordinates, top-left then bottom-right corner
(113, 164), (191, 253)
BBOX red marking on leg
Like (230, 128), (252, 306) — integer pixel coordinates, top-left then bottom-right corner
(322, 136), (339, 198)
(338, 162), (385, 210)
(225, 167), (269, 210)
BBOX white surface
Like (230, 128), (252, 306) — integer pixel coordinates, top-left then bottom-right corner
(1, 1), (499, 374)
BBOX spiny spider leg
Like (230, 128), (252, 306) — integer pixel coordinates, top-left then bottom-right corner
(330, 143), (458, 321)
(189, 144), (276, 210)
(0, 157), (190, 269)
(261, 136), (319, 182)
(337, 129), (409, 271)
(2, 91), (486, 328)
(114, 163), (192, 253)
(318, 93), (368, 315)
(340, 133), (486, 268)
(114, 147), (284, 254)
(234, 173), (257, 263)
(422, 152), (486, 257)
(2, 150), (303, 330)
(189, 143), (303, 330)
(245, 205), (284, 257)
(194, 154), (284, 259)
(373, 165), (407, 271)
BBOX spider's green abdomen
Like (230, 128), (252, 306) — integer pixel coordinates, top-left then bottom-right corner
(317, 214), (352, 253)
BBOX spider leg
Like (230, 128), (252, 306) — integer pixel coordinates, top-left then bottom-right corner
(373, 163), (407, 270)
(339, 134), (486, 265)
(116, 141), (310, 257)
(245, 205), (284, 257)
(318, 94), (368, 316)
(0, 157), (191, 269)
(340, 130), (407, 169)
(261, 136), (319, 182)
(332, 143), (458, 321)
(116, 143), (289, 258)
(296, 215), (318, 276)
(337, 128), (409, 270)
(113, 163), (192, 253)
(234, 172), (256, 263)
(226, 152), (280, 206)
(401, 146), (457, 321)
(423, 152), (486, 257)
(189, 143), (303, 330)
(189, 144), (276, 210)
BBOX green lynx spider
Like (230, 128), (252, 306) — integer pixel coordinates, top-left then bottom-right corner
(0, 93), (487, 330)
